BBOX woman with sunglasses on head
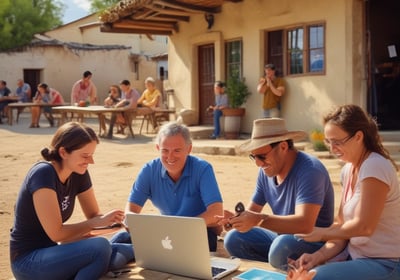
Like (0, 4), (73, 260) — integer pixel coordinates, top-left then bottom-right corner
(10, 122), (125, 280)
(292, 104), (400, 280)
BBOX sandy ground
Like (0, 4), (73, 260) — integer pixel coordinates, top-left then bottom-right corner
(0, 115), (344, 280)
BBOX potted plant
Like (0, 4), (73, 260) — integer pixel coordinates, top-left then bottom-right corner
(222, 74), (251, 139)
(310, 128), (328, 151)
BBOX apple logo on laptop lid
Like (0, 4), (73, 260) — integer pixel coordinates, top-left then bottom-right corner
(161, 236), (173, 250)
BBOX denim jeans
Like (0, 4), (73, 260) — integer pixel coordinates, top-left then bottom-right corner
(11, 237), (112, 280)
(313, 257), (400, 280)
(213, 109), (223, 137)
(263, 107), (280, 118)
(224, 228), (324, 269)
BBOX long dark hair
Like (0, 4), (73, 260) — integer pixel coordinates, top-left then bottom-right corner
(323, 104), (397, 170)
(41, 122), (99, 162)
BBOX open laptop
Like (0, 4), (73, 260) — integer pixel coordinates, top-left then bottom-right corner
(125, 213), (241, 279)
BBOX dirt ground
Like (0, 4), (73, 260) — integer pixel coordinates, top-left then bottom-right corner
(0, 121), (343, 280)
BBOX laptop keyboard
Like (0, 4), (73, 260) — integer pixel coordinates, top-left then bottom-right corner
(211, 266), (227, 277)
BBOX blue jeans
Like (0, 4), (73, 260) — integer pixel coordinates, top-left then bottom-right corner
(263, 107), (280, 118)
(313, 258), (400, 280)
(213, 109), (223, 137)
(11, 237), (112, 280)
(224, 229), (324, 269)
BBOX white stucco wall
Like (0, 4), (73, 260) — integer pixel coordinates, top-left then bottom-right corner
(168, 0), (365, 134)
(0, 46), (158, 103)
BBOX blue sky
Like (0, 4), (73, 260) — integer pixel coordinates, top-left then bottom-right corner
(62, 0), (91, 24)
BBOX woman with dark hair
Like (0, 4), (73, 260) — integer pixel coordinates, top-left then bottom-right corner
(10, 122), (125, 280)
(291, 104), (400, 280)
(30, 83), (64, 128)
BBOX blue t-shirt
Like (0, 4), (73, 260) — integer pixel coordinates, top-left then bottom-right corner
(128, 155), (223, 217)
(252, 151), (334, 227)
(215, 93), (228, 107)
(15, 83), (31, 102)
(10, 162), (92, 261)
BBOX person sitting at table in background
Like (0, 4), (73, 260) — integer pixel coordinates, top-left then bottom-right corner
(137, 77), (161, 130)
(103, 85), (121, 108)
(30, 83), (64, 128)
(137, 77), (161, 109)
(15, 79), (32, 122)
(0, 80), (12, 124)
(108, 122), (224, 270)
(115, 79), (141, 134)
(290, 104), (400, 280)
(100, 85), (121, 135)
(15, 78), (31, 102)
(71, 70), (97, 105)
(9, 122), (125, 280)
(216, 118), (334, 271)
(208, 81), (229, 139)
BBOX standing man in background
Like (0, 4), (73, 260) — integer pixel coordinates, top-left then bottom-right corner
(257, 64), (285, 118)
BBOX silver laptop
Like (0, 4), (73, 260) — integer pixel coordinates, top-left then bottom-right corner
(125, 213), (240, 279)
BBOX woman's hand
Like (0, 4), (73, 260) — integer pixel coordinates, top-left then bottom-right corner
(289, 250), (325, 271)
(295, 227), (326, 242)
(90, 209), (125, 228)
(286, 267), (316, 280)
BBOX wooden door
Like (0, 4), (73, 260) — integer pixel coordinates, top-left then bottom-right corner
(23, 69), (41, 101)
(198, 44), (215, 125)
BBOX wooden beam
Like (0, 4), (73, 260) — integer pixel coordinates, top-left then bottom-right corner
(144, 14), (190, 22)
(143, 5), (193, 17)
(113, 19), (178, 32)
(153, 0), (221, 13)
(101, 25), (173, 35)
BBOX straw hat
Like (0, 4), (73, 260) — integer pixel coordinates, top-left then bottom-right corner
(239, 118), (308, 152)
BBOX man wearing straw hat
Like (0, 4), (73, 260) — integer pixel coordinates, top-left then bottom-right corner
(218, 118), (334, 270)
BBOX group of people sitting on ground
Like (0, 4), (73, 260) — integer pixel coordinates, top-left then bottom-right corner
(9, 104), (400, 280)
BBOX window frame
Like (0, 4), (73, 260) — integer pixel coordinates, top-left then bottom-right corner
(265, 21), (326, 77)
(225, 38), (243, 80)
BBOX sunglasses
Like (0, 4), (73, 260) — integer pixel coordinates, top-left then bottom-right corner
(249, 142), (281, 162)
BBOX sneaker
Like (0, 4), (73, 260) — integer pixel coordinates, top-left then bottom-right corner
(209, 135), (217, 139)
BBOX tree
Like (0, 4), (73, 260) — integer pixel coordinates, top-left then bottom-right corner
(0, 0), (64, 51)
(90, 0), (120, 13)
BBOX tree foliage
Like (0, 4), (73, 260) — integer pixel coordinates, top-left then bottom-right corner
(0, 0), (64, 51)
(90, 0), (120, 13)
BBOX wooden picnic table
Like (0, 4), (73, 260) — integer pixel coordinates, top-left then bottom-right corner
(52, 105), (176, 139)
(7, 102), (62, 125)
(52, 105), (142, 139)
(138, 107), (176, 134)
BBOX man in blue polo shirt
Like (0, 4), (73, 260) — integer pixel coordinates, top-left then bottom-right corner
(109, 122), (223, 270)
